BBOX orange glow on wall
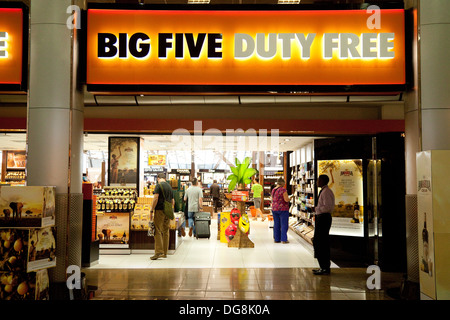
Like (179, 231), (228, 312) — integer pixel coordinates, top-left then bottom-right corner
(86, 9), (405, 86)
(0, 8), (23, 85)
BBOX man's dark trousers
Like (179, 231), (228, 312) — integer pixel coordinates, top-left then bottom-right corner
(313, 212), (332, 270)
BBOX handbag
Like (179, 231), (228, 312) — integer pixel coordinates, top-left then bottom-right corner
(147, 221), (155, 237)
(159, 182), (174, 220)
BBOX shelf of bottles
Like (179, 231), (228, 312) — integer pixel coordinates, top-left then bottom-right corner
(4, 170), (26, 182)
(263, 171), (284, 213)
(95, 186), (138, 213)
(289, 160), (315, 245)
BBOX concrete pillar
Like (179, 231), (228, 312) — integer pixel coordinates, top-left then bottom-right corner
(419, 0), (450, 150)
(27, 0), (85, 290)
(404, 0), (421, 290)
(403, 0), (450, 298)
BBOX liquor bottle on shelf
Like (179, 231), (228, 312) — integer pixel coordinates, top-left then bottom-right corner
(422, 212), (429, 273)
(353, 198), (360, 223)
(96, 199), (102, 211)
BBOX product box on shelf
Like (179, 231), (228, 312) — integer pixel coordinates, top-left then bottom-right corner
(0, 186), (56, 228)
(0, 227), (56, 273)
(131, 204), (151, 231)
(0, 269), (49, 300)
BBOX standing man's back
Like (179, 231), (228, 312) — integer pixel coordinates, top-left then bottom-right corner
(184, 178), (203, 236)
(210, 180), (221, 214)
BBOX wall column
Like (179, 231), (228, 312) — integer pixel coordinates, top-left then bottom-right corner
(26, 0), (85, 294)
(403, 0), (450, 299)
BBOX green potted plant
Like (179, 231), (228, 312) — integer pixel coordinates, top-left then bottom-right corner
(227, 157), (257, 192)
(226, 156), (256, 248)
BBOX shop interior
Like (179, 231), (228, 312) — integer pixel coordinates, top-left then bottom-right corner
(0, 131), (406, 272)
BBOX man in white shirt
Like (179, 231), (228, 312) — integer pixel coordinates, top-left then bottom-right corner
(184, 178), (203, 237)
(313, 174), (335, 275)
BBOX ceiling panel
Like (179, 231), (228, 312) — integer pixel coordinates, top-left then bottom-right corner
(0, 132), (319, 152)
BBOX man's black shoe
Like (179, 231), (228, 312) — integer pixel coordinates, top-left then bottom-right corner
(312, 269), (330, 275)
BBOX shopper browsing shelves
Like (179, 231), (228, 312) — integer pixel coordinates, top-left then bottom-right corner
(210, 180), (221, 214)
(271, 178), (290, 244)
(251, 177), (265, 221)
(150, 173), (174, 260)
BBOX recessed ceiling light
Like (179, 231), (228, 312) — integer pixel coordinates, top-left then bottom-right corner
(278, 0), (301, 4)
(188, 0), (210, 3)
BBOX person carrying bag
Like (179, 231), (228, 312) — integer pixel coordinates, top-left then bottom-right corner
(150, 173), (174, 260)
(159, 182), (174, 220)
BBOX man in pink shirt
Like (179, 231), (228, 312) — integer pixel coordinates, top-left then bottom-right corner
(312, 174), (335, 275)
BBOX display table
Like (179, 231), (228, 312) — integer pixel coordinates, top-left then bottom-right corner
(130, 212), (185, 253)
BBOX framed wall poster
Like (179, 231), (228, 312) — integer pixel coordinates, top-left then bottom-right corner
(6, 151), (26, 169)
(108, 137), (140, 188)
(318, 159), (364, 237)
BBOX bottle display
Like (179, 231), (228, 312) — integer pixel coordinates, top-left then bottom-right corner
(353, 197), (360, 223)
(422, 212), (429, 274)
(95, 187), (137, 213)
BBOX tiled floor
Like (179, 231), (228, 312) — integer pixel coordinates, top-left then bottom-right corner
(82, 218), (403, 300)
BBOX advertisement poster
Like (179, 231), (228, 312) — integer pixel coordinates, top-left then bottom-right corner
(27, 227), (57, 272)
(318, 160), (364, 237)
(6, 151), (26, 169)
(0, 229), (29, 272)
(96, 212), (130, 247)
(148, 155), (166, 166)
(108, 137), (139, 187)
(0, 269), (49, 300)
(0, 186), (56, 228)
(416, 151), (436, 299)
(1, 227), (56, 274)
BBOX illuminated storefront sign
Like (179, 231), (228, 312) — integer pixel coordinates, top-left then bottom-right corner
(86, 8), (405, 88)
(0, 8), (24, 86)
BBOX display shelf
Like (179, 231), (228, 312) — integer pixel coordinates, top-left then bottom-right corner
(289, 151), (316, 245)
(262, 170), (284, 213)
(0, 185), (56, 300)
(95, 186), (138, 213)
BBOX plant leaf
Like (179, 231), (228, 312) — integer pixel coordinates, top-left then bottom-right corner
(243, 168), (257, 180)
(238, 157), (251, 182)
(228, 176), (237, 192)
(227, 174), (237, 181)
(230, 166), (238, 176)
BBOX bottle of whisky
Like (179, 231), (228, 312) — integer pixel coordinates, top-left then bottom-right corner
(353, 197), (360, 223)
(422, 212), (429, 273)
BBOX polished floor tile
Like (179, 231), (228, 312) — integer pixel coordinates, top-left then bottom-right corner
(83, 218), (403, 300)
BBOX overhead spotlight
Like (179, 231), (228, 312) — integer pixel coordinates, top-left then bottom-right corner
(188, 0), (210, 4)
(278, 0), (301, 4)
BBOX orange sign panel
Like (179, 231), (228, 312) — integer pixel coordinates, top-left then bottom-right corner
(86, 9), (405, 86)
(0, 8), (23, 85)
